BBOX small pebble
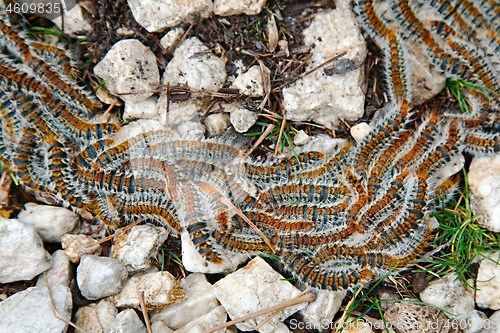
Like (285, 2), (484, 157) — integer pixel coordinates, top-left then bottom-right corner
(77, 255), (128, 300)
(61, 234), (102, 264)
(94, 39), (160, 103)
(36, 250), (71, 287)
(111, 270), (185, 310)
(17, 202), (79, 243)
(213, 0), (267, 15)
(109, 309), (147, 333)
(112, 225), (168, 272)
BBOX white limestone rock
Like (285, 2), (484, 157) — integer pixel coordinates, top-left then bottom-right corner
(51, 4), (92, 35)
(0, 217), (52, 283)
(204, 113), (231, 137)
(158, 37), (227, 125)
(17, 203), (79, 243)
(370, 0), (446, 106)
(0, 284), (72, 333)
(95, 299), (120, 333)
(124, 97), (159, 120)
(128, 0), (212, 32)
(77, 255), (128, 300)
(162, 101), (199, 126)
(181, 230), (247, 274)
(94, 39), (160, 103)
(74, 305), (104, 333)
(160, 27), (185, 53)
(175, 305), (228, 333)
(420, 273), (475, 317)
(213, 257), (308, 332)
(61, 234), (102, 263)
(111, 270), (185, 310)
(469, 155), (500, 232)
(75, 299), (118, 333)
(293, 130), (310, 146)
(405, 40), (447, 106)
(151, 321), (175, 333)
(213, 0), (267, 16)
(297, 135), (346, 155)
(282, 9), (366, 129)
(110, 309), (147, 333)
(476, 252), (500, 310)
(95, 84), (123, 106)
(151, 273), (219, 330)
(231, 65), (269, 97)
(112, 225), (168, 272)
(36, 250), (71, 287)
(457, 310), (488, 333)
(480, 310), (500, 333)
(299, 290), (346, 330)
(176, 121), (205, 140)
(162, 37), (227, 92)
(228, 105), (258, 133)
(350, 122), (371, 143)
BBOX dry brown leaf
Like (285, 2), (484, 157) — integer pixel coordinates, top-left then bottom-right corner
(267, 15), (279, 53)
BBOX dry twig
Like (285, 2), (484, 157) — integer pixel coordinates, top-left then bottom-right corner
(202, 291), (317, 333)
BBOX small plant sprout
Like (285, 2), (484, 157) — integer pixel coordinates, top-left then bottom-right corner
(420, 169), (500, 287)
(446, 79), (495, 113)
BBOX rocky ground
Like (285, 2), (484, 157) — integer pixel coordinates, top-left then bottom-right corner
(1, 0), (500, 333)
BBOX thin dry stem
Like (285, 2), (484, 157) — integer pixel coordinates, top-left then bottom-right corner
(303, 41), (364, 77)
(138, 290), (153, 333)
(255, 288), (312, 330)
(45, 275), (85, 332)
(274, 110), (287, 156)
(218, 197), (275, 253)
(334, 284), (365, 333)
(91, 219), (142, 247)
(202, 291), (317, 333)
(243, 124), (276, 158)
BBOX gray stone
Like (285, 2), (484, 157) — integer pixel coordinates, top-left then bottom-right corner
(0, 284), (72, 333)
(228, 105), (258, 133)
(74, 299), (118, 333)
(204, 113), (231, 137)
(151, 273), (219, 330)
(128, 0), (212, 32)
(111, 270), (185, 310)
(231, 65), (269, 97)
(61, 234), (102, 264)
(36, 250), (71, 287)
(17, 203), (79, 243)
(213, 0), (266, 16)
(213, 257), (308, 332)
(123, 97), (159, 120)
(112, 225), (168, 272)
(0, 217), (52, 283)
(282, 9), (366, 129)
(110, 309), (147, 333)
(77, 255), (128, 300)
(162, 37), (226, 91)
(94, 39), (160, 103)
(420, 273), (475, 317)
(175, 306), (227, 333)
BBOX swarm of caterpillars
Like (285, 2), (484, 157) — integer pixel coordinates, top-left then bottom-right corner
(0, 0), (499, 291)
